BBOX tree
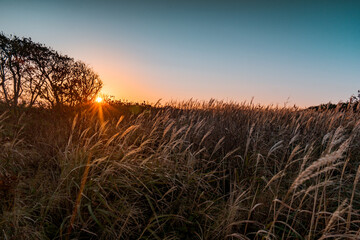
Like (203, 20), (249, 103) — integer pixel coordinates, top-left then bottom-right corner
(0, 33), (103, 108)
(18, 37), (47, 106)
(28, 41), (73, 107)
(0, 34), (33, 106)
(64, 61), (102, 106)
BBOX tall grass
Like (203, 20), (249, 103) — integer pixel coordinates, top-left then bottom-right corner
(1, 100), (360, 239)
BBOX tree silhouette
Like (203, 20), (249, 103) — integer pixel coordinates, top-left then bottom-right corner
(65, 61), (102, 106)
(0, 34), (32, 106)
(0, 33), (103, 107)
(28, 40), (73, 107)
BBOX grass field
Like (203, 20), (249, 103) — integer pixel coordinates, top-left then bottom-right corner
(1, 100), (360, 239)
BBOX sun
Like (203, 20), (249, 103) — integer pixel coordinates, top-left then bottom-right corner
(96, 97), (103, 103)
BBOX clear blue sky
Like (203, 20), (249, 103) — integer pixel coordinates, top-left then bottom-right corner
(1, 0), (360, 106)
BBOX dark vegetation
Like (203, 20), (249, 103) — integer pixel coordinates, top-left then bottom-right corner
(0, 33), (102, 108)
(308, 90), (360, 112)
(1, 34), (360, 239)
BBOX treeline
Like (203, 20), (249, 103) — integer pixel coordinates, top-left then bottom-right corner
(0, 33), (102, 108)
(308, 91), (360, 112)
(308, 102), (360, 112)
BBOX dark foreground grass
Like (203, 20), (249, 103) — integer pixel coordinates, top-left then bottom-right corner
(1, 100), (360, 239)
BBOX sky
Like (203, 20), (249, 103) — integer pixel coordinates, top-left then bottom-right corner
(1, 0), (360, 107)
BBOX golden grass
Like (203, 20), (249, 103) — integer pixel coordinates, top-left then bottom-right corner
(1, 100), (360, 239)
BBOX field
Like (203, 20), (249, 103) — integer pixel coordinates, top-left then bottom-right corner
(1, 100), (360, 239)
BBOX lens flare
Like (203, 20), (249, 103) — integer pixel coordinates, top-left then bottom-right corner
(96, 97), (103, 103)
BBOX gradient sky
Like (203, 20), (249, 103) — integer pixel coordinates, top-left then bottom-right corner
(1, 0), (360, 107)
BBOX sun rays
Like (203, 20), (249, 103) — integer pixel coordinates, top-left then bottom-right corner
(90, 96), (117, 125)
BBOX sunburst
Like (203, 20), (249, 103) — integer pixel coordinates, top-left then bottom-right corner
(96, 97), (103, 103)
